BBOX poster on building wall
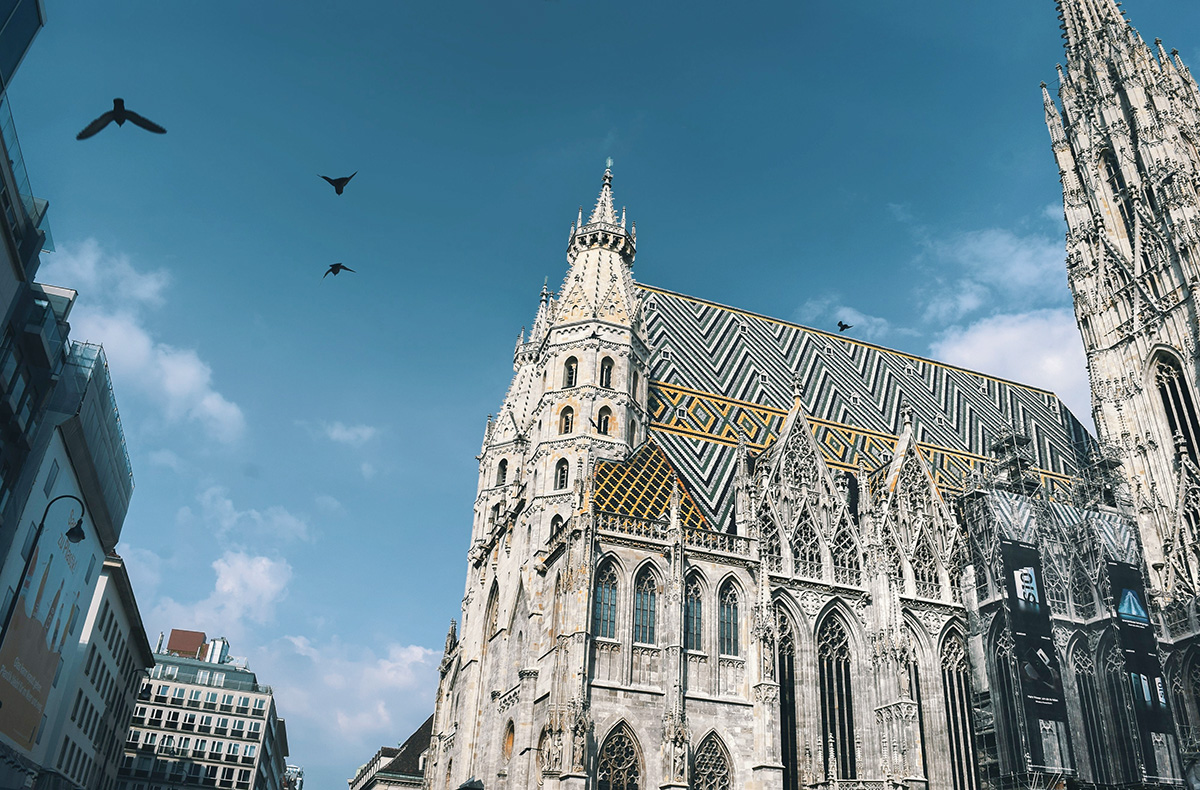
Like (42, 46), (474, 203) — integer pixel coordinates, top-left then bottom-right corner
(0, 520), (88, 752)
(1107, 561), (1178, 780)
(999, 539), (1073, 770)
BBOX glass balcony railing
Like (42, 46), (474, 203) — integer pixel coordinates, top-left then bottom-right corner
(0, 93), (50, 255)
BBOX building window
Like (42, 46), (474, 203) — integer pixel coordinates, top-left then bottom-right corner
(831, 524), (862, 585)
(942, 634), (977, 790)
(791, 511), (821, 578)
(818, 615), (856, 779)
(560, 407), (574, 435)
(597, 406), (612, 436)
(496, 459), (508, 486)
(777, 606), (798, 790)
(1155, 353), (1200, 463)
(693, 734), (733, 790)
(563, 357), (578, 388)
(631, 371), (639, 398)
(596, 724), (641, 790)
(485, 584), (500, 638)
(554, 459), (569, 490)
(43, 459), (58, 496)
(633, 570), (657, 644)
(911, 537), (940, 599)
(502, 721), (515, 761)
(684, 577), (702, 651)
(593, 563), (618, 640)
(1074, 644), (1108, 784)
(1104, 640), (1139, 782)
(600, 357), (614, 389)
(719, 583), (740, 656)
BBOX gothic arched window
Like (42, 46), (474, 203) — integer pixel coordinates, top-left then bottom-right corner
(684, 577), (702, 651)
(912, 536), (940, 599)
(560, 407), (574, 435)
(776, 606), (799, 790)
(1070, 562), (1097, 619)
(1100, 150), (1134, 240)
(761, 514), (782, 573)
(692, 733), (733, 790)
(563, 357), (578, 388)
(631, 370), (639, 399)
(1103, 640), (1139, 783)
(593, 563), (618, 640)
(1154, 352), (1200, 463)
(597, 724), (641, 790)
(555, 459), (569, 490)
(485, 584), (500, 639)
(817, 615), (856, 779)
(718, 583), (740, 656)
(1074, 643), (1108, 784)
(597, 406), (612, 436)
(941, 633), (978, 790)
(831, 524), (861, 585)
(791, 510), (822, 579)
(633, 570), (657, 644)
(600, 357), (614, 389)
(1042, 550), (1068, 615)
(496, 459), (508, 486)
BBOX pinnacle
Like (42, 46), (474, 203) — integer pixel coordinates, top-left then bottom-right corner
(586, 165), (619, 226)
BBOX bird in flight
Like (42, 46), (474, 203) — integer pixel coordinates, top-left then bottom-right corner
(319, 172), (357, 195)
(76, 99), (167, 140)
(837, 321), (853, 332)
(324, 263), (355, 278)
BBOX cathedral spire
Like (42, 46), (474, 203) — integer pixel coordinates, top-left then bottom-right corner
(1055, 0), (1127, 55)
(587, 161), (618, 226)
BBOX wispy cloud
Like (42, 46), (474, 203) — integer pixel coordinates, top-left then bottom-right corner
(793, 294), (911, 342)
(38, 240), (245, 443)
(151, 551), (293, 641)
(929, 308), (1090, 419)
(179, 486), (313, 544)
(323, 422), (378, 447)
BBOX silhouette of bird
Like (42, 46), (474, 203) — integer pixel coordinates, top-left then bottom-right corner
(837, 321), (853, 332)
(76, 99), (166, 140)
(324, 263), (355, 278)
(319, 172), (357, 195)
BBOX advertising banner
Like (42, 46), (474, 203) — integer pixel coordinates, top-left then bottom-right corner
(0, 518), (88, 751)
(1108, 561), (1178, 780)
(1000, 539), (1073, 770)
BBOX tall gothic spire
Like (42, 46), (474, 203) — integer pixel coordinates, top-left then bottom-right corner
(1054, 0), (1128, 55)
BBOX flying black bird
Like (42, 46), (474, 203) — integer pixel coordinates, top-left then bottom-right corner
(837, 321), (853, 332)
(324, 263), (356, 278)
(319, 172), (357, 195)
(76, 98), (166, 140)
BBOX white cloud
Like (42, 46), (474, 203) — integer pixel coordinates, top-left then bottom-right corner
(37, 240), (245, 443)
(267, 636), (437, 745)
(793, 294), (908, 342)
(929, 308), (1092, 421)
(323, 422), (378, 447)
(191, 486), (312, 543)
(148, 449), (184, 472)
(360, 462), (376, 480)
(152, 551), (292, 640)
(315, 494), (342, 513)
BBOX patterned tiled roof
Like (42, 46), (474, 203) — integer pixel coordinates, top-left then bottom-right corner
(637, 284), (1097, 527)
(593, 438), (708, 529)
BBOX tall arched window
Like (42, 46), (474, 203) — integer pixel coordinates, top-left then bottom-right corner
(941, 633), (978, 790)
(597, 406), (612, 436)
(1101, 150), (1134, 239)
(1154, 352), (1200, 463)
(631, 371), (639, 399)
(597, 724), (641, 790)
(633, 570), (657, 644)
(555, 459), (569, 490)
(563, 357), (578, 388)
(831, 524), (862, 585)
(776, 606), (798, 790)
(1073, 643), (1108, 784)
(560, 407), (574, 435)
(911, 537), (940, 599)
(761, 516), (782, 572)
(550, 514), (564, 537)
(791, 511), (821, 578)
(692, 733), (733, 790)
(600, 357), (614, 389)
(1104, 640), (1139, 782)
(485, 584), (500, 639)
(684, 577), (702, 651)
(718, 583), (740, 656)
(1070, 562), (1097, 619)
(818, 615), (856, 779)
(495, 459), (508, 486)
(593, 563), (618, 639)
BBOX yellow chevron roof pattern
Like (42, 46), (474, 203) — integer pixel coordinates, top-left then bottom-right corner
(593, 438), (709, 529)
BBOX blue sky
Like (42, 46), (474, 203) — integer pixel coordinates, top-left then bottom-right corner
(11, 1), (1200, 786)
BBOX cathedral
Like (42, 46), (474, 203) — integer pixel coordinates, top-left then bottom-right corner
(425, 0), (1200, 787)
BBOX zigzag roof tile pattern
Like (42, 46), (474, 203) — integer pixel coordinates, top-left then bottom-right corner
(636, 284), (1097, 528)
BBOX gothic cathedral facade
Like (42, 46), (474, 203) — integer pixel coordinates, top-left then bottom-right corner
(426, 1), (1200, 787)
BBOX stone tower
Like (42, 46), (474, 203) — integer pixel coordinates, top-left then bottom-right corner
(1044, 0), (1200, 585)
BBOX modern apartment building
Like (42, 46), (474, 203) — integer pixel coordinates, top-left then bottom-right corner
(117, 630), (290, 790)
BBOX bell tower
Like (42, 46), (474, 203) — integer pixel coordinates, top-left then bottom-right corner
(1045, 0), (1200, 574)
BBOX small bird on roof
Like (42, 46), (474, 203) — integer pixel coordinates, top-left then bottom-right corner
(837, 321), (853, 332)
(77, 98), (167, 140)
(324, 263), (356, 278)
(319, 172), (357, 195)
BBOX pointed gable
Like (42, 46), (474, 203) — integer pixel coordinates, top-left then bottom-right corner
(593, 438), (708, 529)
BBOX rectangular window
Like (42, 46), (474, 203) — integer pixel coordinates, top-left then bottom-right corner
(196, 670), (210, 685)
(196, 739), (207, 752)
(221, 693), (234, 705)
(212, 741), (223, 754)
(213, 673), (225, 687)
(83, 554), (96, 585)
(206, 691), (218, 703)
(144, 733), (157, 746)
(42, 459), (58, 496)
(229, 743), (239, 757)
(173, 687), (185, 698)
(248, 721), (260, 734)
(189, 689), (202, 701)
(244, 745), (256, 758)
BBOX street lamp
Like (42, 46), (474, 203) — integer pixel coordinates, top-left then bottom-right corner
(0, 494), (87, 673)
